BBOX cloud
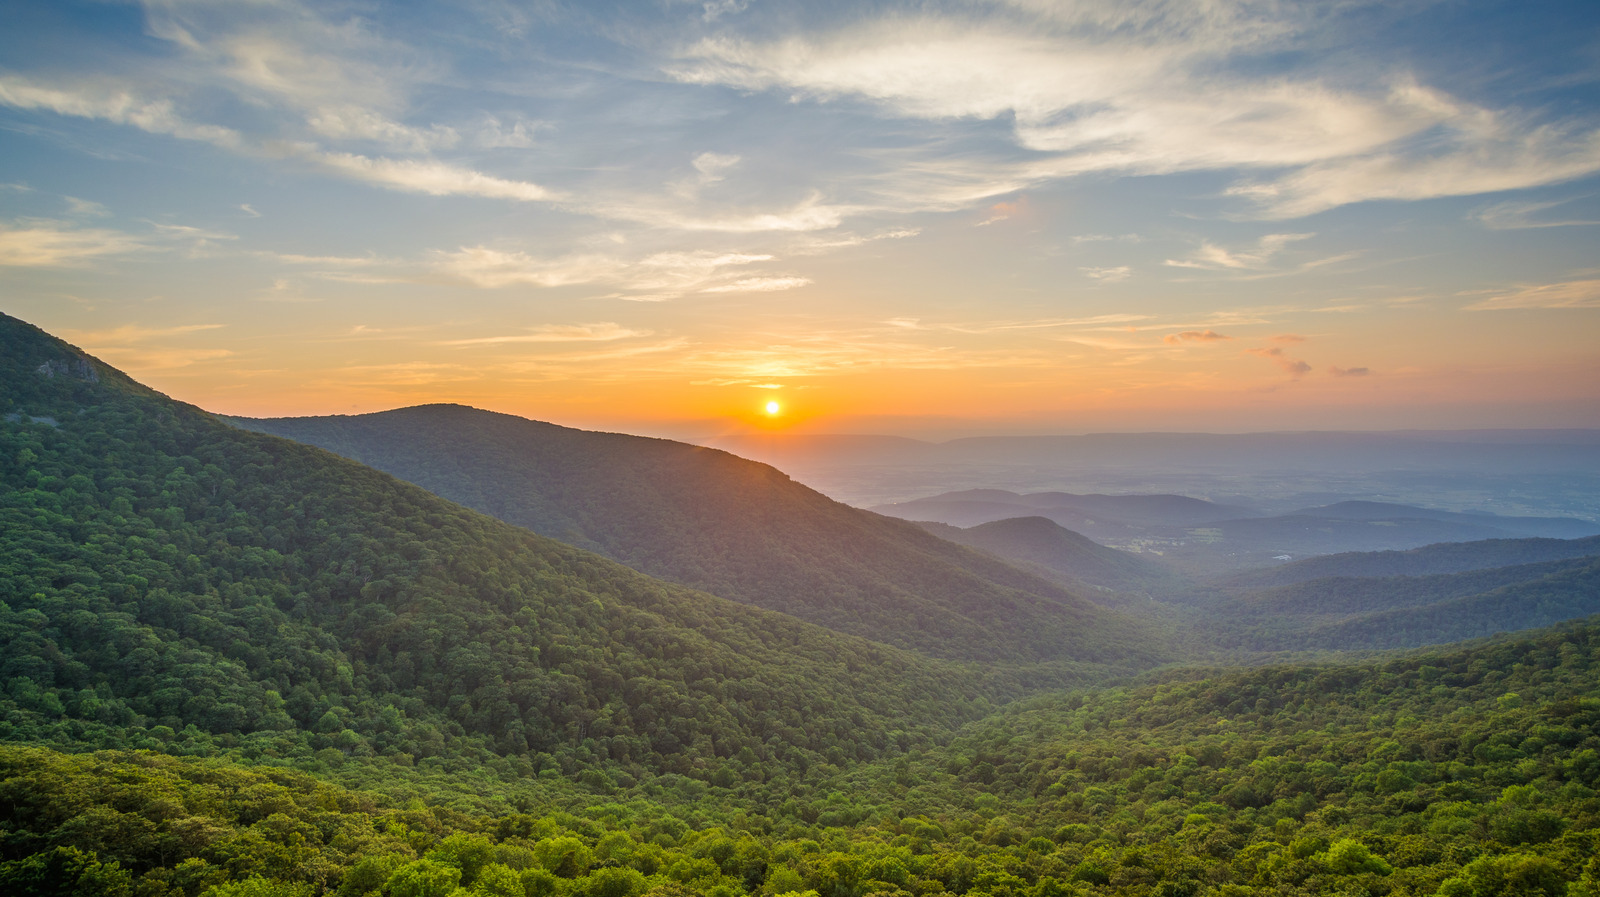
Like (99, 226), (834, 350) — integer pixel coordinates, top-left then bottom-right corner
(1329, 366), (1370, 377)
(788, 227), (921, 254)
(60, 319), (233, 370)
(1466, 278), (1600, 310)
(689, 379), (785, 388)
(1165, 233), (1313, 270)
(591, 191), (854, 233)
(692, 152), (741, 181)
(977, 196), (1029, 226)
(444, 323), (648, 346)
(699, 0), (750, 22)
(239, 203), (261, 218)
(65, 197), (111, 218)
(1245, 345), (1312, 376)
(701, 276), (812, 293)
(670, 11), (1600, 220)
(431, 247), (621, 289)
(430, 246), (778, 300)
(313, 153), (562, 202)
(475, 115), (542, 149)
(0, 76), (242, 148)
(90, 347), (234, 370)
(1230, 113), (1600, 219)
(306, 107), (458, 153)
(65, 323), (224, 343)
(256, 277), (320, 303)
(1081, 265), (1131, 282)
(1272, 333), (1307, 343)
(1164, 330), (1230, 344)
(0, 222), (146, 266)
(143, 1), (420, 116)
(1471, 198), (1599, 230)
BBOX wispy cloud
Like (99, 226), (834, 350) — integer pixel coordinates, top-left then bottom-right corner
(1165, 233), (1314, 270)
(430, 247), (622, 289)
(1081, 265), (1131, 282)
(1329, 365), (1371, 377)
(313, 153), (561, 202)
(0, 76), (242, 148)
(1245, 345), (1312, 377)
(65, 197), (111, 218)
(1164, 330), (1230, 344)
(428, 246), (781, 300)
(0, 222), (146, 266)
(1471, 197), (1599, 230)
(671, 10), (1600, 220)
(1230, 112), (1600, 219)
(444, 323), (649, 346)
(65, 323), (224, 343)
(1466, 278), (1600, 310)
(590, 191), (854, 233)
(62, 322), (231, 371)
(701, 276), (811, 293)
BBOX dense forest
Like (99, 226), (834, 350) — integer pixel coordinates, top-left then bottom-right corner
(3, 621), (1598, 896)
(5, 311), (1600, 897)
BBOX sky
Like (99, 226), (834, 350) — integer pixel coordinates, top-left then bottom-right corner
(2, 0), (1598, 438)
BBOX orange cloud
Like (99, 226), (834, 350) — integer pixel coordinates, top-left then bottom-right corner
(977, 196), (1030, 226)
(1246, 346), (1311, 377)
(1164, 329), (1231, 344)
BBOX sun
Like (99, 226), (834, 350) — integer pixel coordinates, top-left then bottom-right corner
(764, 400), (781, 416)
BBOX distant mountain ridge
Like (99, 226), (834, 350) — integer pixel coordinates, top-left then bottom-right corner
(1221, 534), (1600, 589)
(235, 404), (1164, 665)
(873, 488), (1254, 530)
(1195, 535), (1600, 652)
(876, 488), (1600, 574)
(1286, 500), (1593, 538)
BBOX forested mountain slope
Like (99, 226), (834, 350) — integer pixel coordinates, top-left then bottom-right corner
(0, 312), (1099, 792)
(235, 404), (1162, 664)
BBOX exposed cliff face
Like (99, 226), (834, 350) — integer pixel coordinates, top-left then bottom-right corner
(35, 357), (101, 382)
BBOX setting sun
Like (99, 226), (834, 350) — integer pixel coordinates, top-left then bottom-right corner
(764, 400), (781, 415)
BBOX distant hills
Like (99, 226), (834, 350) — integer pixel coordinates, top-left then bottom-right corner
(1199, 536), (1600, 652)
(235, 405), (1162, 666)
(707, 429), (1600, 512)
(876, 488), (1600, 574)
(1221, 533), (1600, 588)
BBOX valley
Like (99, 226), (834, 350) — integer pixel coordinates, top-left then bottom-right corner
(2, 311), (1599, 897)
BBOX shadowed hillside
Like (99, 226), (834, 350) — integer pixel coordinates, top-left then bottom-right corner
(235, 405), (1165, 665)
